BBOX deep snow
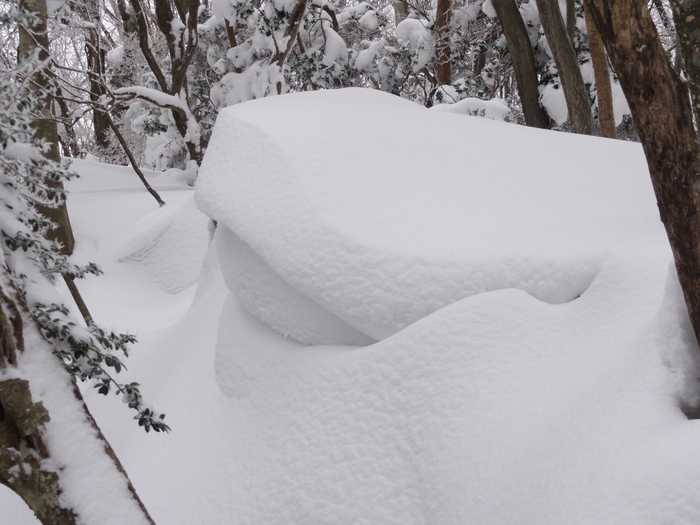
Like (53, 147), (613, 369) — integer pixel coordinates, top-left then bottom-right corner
(3, 88), (700, 525)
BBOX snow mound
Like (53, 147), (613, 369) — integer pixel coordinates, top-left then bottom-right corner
(195, 87), (665, 340)
(112, 195), (210, 294)
(210, 250), (700, 524)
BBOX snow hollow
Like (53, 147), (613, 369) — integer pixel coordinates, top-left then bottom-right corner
(4, 87), (700, 525)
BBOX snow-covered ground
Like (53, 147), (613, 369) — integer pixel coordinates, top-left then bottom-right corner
(4, 88), (700, 524)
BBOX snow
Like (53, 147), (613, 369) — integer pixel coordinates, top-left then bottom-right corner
(431, 96), (511, 120)
(114, 86), (191, 114)
(358, 9), (379, 30)
(336, 2), (372, 24)
(395, 18), (433, 71)
(196, 88), (663, 340)
(106, 45), (125, 67)
(481, 0), (497, 18)
(2, 141), (44, 163)
(354, 38), (386, 71)
(14, 306), (152, 525)
(215, 226), (374, 345)
(395, 18), (430, 44)
(4, 87), (700, 525)
(322, 24), (349, 65)
(539, 81), (569, 125)
(112, 193), (209, 294)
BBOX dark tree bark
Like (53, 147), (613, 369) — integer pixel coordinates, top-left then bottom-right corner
(392, 0), (409, 24)
(125, 0), (168, 92)
(565, 0), (576, 43)
(0, 276), (77, 525)
(78, 0), (110, 151)
(584, 0), (700, 350)
(538, 0), (593, 134)
(434, 0), (452, 85)
(583, 2), (615, 138)
(54, 89), (82, 157)
(669, 0), (700, 125)
(104, 111), (166, 207)
(86, 35), (109, 149)
(491, 0), (549, 128)
(17, 0), (75, 256)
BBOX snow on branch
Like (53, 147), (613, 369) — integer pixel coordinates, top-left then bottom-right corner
(113, 86), (191, 114)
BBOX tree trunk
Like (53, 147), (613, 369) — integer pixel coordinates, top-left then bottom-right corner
(584, 0), (700, 350)
(669, 0), (700, 125)
(85, 31), (110, 151)
(538, 0), (593, 134)
(583, 2), (615, 138)
(392, 0), (409, 24)
(17, 0), (75, 256)
(492, 0), (550, 128)
(565, 0), (576, 43)
(0, 283), (77, 525)
(435, 0), (452, 85)
(152, 0), (204, 163)
(0, 276), (156, 525)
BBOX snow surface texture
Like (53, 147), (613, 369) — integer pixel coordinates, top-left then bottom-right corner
(196, 88), (664, 341)
(113, 194), (210, 294)
(66, 158), (209, 331)
(5, 88), (700, 525)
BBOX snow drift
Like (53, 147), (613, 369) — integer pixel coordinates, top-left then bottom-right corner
(196, 88), (664, 342)
(6, 87), (700, 525)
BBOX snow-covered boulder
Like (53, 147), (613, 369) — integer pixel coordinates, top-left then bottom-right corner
(195, 88), (665, 343)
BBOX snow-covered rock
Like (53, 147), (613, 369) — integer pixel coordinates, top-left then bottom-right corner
(195, 87), (665, 341)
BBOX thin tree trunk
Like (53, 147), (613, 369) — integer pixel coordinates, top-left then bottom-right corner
(474, 50), (486, 76)
(272, 0), (308, 69)
(584, 0), (700, 352)
(491, 0), (550, 128)
(63, 275), (94, 325)
(584, 2), (615, 138)
(85, 30), (110, 150)
(566, 0), (576, 43)
(0, 281), (76, 525)
(224, 18), (238, 48)
(104, 111), (166, 207)
(126, 0), (169, 92)
(54, 91), (81, 157)
(392, 0), (409, 24)
(435, 0), (452, 85)
(17, 0), (75, 256)
(669, 0), (700, 125)
(538, 0), (593, 134)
